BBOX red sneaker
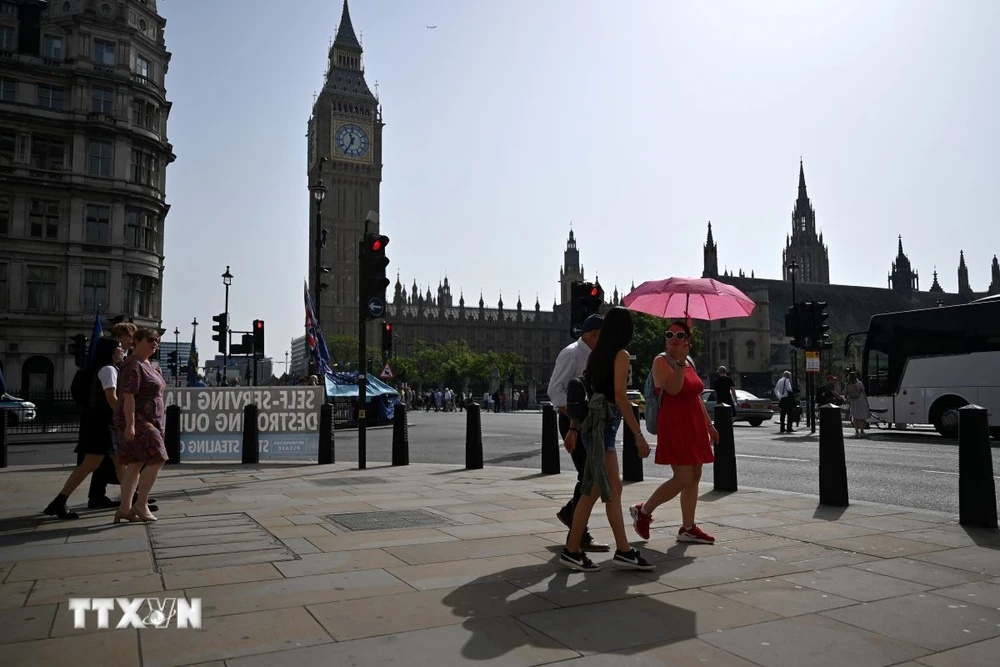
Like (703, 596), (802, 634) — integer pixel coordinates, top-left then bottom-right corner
(678, 525), (715, 544)
(630, 503), (652, 540)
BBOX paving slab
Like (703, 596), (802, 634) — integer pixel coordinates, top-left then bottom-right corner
(781, 566), (933, 602)
(305, 526), (457, 552)
(387, 553), (554, 591)
(930, 580), (1000, 611)
(819, 534), (949, 558)
(702, 577), (857, 617)
(545, 636), (759, 666)
(892, 527), (1000, 549)
(851, 558), (991, 589)
(26, 570), (165, 606)
(5, 551), (153, 582)
(912, 545), (1000, 577)
(0, 603), (58, 643)
(385, 535), (555, 566)
(161, 562), (284, 589)
(915, 635), (1000, 667)
(0, 630), (140, 666)
(0, 580), (33, 609)
(637, 550), (805, 589)
(510, 570), (675, 607)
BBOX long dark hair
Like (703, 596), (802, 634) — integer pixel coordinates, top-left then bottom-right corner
(87, 336), (120, 372)
(586, 306), (634, 394)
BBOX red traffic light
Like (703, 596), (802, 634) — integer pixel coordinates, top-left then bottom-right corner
(590, 287), (599, 297)
(255, 321), (263, 329)
(384, 323), (392, 331)
(371, 239), (382, 251)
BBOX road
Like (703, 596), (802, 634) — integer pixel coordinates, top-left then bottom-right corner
(5, 410), (999, 515)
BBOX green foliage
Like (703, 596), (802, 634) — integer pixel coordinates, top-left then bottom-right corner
(628, 313), (705, 388)
(326, 335), (359, 367)
(393, 340), (527, 388)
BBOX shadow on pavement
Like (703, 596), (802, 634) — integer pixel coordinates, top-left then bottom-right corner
(960, 525), (1000, 548)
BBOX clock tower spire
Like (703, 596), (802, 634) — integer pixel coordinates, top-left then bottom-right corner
(307, 0), (384, 339)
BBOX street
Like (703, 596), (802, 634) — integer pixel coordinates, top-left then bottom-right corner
(5, 410), (999, 515)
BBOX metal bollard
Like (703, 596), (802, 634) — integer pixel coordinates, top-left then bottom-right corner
(622, 404), (644, 483)
(713, 403), (737, 492)
(465, 401), (483, 470)
(818, 403), (849, 506)
(165, 404), (181, 465)
(958, 405), (997, 529)
(318, 402), (335, 465)
(392, 402), (409, 466)
(242, 403), (259, 465)
(541, 403), (560, 474)
(0, 409), (8, 469)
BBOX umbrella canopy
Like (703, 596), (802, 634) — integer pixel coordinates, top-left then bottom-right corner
(623, 277), (756, 321)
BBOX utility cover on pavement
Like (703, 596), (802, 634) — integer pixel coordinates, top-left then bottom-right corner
(324, 509), (452, 532)
(308, 475), (389, 487)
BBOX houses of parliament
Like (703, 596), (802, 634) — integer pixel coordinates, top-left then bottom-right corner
(305, 3), (999, 390)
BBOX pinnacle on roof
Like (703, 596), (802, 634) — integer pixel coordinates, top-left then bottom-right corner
(959, 250), (967, 269)
(334, 0), (362, 50)
(798, 158), (807, 199)
(706, 221), (714, 245)
(897, 235), (904, 257)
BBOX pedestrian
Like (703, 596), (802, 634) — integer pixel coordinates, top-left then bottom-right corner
(562, 306), (653, 572)
(42, 338), (126, 520)
(712, 366), (738, 414)
(114, 328), (167, 523)
(630, 320), (719, 545)
(775, 370), (795, 433)
(547, 313), (609, 554)
(844, 371), (870, 437)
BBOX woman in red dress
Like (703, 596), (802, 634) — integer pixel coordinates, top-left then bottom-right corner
(630, 320), (719, 544)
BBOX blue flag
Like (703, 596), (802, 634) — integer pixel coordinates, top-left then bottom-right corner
(305, 282), (331, 376)
(186, 324), (200, 386)
(87, 308), (104, 365)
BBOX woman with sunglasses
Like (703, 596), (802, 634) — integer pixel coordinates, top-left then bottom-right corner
(630, 320), (719, 544)
(113, 328), (167, 523)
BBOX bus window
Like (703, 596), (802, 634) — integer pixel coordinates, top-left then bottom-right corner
(866, 349), (890, 396)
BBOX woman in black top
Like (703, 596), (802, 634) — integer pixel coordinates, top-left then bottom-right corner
(562, 307), (653, 572)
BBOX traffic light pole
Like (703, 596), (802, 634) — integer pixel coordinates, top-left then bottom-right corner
(357, 228), (369, 470)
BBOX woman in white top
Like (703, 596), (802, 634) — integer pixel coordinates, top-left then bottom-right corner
(845, 371), (870, 437)
(42, 337), (126, 520)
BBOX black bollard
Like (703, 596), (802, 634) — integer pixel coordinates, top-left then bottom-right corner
(713, 403), (737, 492)
(0, 409), (8, 469)
(392, 402), (409, 466)
(165, 404), (181, 465)
(622, 404), (644, 483)
(958, 405), (997, 529)
(242, 404), (259, 465)
(819, 403), (849, 506)
(465, 401), (483, 470)
(318, 402), (335, 465)
(541, 403), (560, 474)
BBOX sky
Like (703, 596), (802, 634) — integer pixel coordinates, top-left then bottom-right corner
(159, 0), (1000, 366)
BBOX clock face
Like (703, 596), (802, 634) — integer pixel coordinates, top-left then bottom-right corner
(335, 124), (370, 158)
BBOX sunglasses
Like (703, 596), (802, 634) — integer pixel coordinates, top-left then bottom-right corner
(664, 331), (689, 340)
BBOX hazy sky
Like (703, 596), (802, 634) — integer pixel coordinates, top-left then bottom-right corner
(160, 0), (1000, 364)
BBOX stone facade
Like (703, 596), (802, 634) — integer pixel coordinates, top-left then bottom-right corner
(0, 0), (173, 391)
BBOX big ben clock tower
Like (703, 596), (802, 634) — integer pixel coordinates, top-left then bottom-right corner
(307, 0), (384, 340)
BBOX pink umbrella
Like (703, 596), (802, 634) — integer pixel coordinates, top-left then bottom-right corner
(623, 277), (756, 321)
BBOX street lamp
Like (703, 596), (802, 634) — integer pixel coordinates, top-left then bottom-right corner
(309, 158), (329, 375)
(190, 317), (198, 385)
(222, 266), (233, 383)
(786, 261), (799, 387)
(173, 327), (180, 387)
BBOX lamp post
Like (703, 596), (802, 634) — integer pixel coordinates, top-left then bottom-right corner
(190, 317), (198, 384)
(222, 266), (233, 383)
(173, 327), (180, 387)
(309, 158), (329, 374)
(786, 261), (799, 387)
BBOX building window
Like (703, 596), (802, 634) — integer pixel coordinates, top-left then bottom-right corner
(0, 129), (14, 164)
(746, 340), (756, 360)
(43, 35), (63, 59)
(719, 319), (727, 329)
(37, 85), (65, 110)
(123, 274), (156, 317)
(0, 262), (7, 311)
(0, 195), (8, 235)
(130, 148), (158, 186)
(94, 39), (115, 65)
(136, 54), (150, 79)
(92, 86), (113, 114)
(1, 2), (17, 16)
(87, 140), (112, 176)
(131, 99), (141, 124)
(83, 269), (107, 313)
(0, 26), (13, 51)
(0, 77), (14, 101)
(718, 342), (727, 360)
(30, 134), (65, 170)
(26, 265), (59, 311)
(85, 204), (110, 244)
(28, 199), (60, 239)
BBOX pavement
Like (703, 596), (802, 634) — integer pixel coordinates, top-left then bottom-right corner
(1, 461), (999, 667)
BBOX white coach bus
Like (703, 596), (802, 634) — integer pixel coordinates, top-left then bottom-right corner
(857, 297), (1000, 438)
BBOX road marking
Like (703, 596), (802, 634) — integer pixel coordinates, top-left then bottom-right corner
(924, 469), (1000, 479)
(736, 454), (810, 462)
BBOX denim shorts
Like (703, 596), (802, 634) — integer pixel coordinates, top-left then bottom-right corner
(581, 406), (622, 452)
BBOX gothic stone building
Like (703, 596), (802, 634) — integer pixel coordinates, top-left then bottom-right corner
(699, 161), (999, 395)
(0, 0), (173, 392)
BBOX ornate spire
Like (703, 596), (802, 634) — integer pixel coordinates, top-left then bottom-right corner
(395, 271), (402, 288)
(459, 291), (465, 308)
(479, 291), (484, 309)
(516, 293), (522, 310)
(535, 294), (540, 311)
(959, 250), (967, 269)
(989, 255), (1000, 294)
(706, 221), (715, 246)
(798, 157), (807, 200)
(929, 267), (944, 294)
(897, 234), (904, 257)
(498, 292), (504, 309)
(333, 0), (362, 50)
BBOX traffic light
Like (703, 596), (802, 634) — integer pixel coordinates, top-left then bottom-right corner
(382, 322), (393, 360)
(167, 351), (178, 376)
(811, 301), (831, 350)
(786, 302), (810, 349)
(252, 319), (265, 357)
(569, 282), (584, 338)
(69, 334), (88, 368)
(212, 313), (228, 354)
(360, 232), (390, 321)
(583, 282), (602, 320)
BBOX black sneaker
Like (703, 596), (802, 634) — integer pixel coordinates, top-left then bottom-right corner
(556, 506), (573, 528)
(612, 548), (655, 571)
(559, 549), (600, 572)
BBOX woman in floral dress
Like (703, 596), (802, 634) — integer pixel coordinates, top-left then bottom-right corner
(114, 328), (167, 523)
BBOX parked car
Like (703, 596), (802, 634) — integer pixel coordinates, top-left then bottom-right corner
(701, 389), (773, 427)
(1, 393), (37, 425)
(626, 390), (646, 418)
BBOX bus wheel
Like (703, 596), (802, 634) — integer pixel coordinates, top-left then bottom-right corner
(931, 397), (967, 438)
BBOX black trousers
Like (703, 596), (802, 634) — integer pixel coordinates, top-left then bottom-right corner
(558, 413), (589, 520)
(779, 397), (795, 431)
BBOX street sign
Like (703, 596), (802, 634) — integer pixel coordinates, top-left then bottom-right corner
(378, 361), (395, 381)
(367, 297), (385, 319)
(571, 324), (582, 339)
(805, 351), (820, 373)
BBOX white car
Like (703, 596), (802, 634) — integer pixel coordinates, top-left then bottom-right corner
(1, 393), (37, 425)
(701, 389), (774, 427)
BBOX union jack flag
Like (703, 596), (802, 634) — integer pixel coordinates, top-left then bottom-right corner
(304, 282), (331, 375)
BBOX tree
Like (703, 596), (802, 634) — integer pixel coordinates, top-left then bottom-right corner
(390, 340), (527, 391)
(326, 335), (359, 367)
(628, 313), (704, 389)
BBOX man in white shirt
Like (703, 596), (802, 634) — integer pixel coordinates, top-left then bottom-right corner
(548, 314), (608, 552)
(774, 370), (795, 433)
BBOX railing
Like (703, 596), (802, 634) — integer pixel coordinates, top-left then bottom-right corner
(3, 389), (81, 436)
